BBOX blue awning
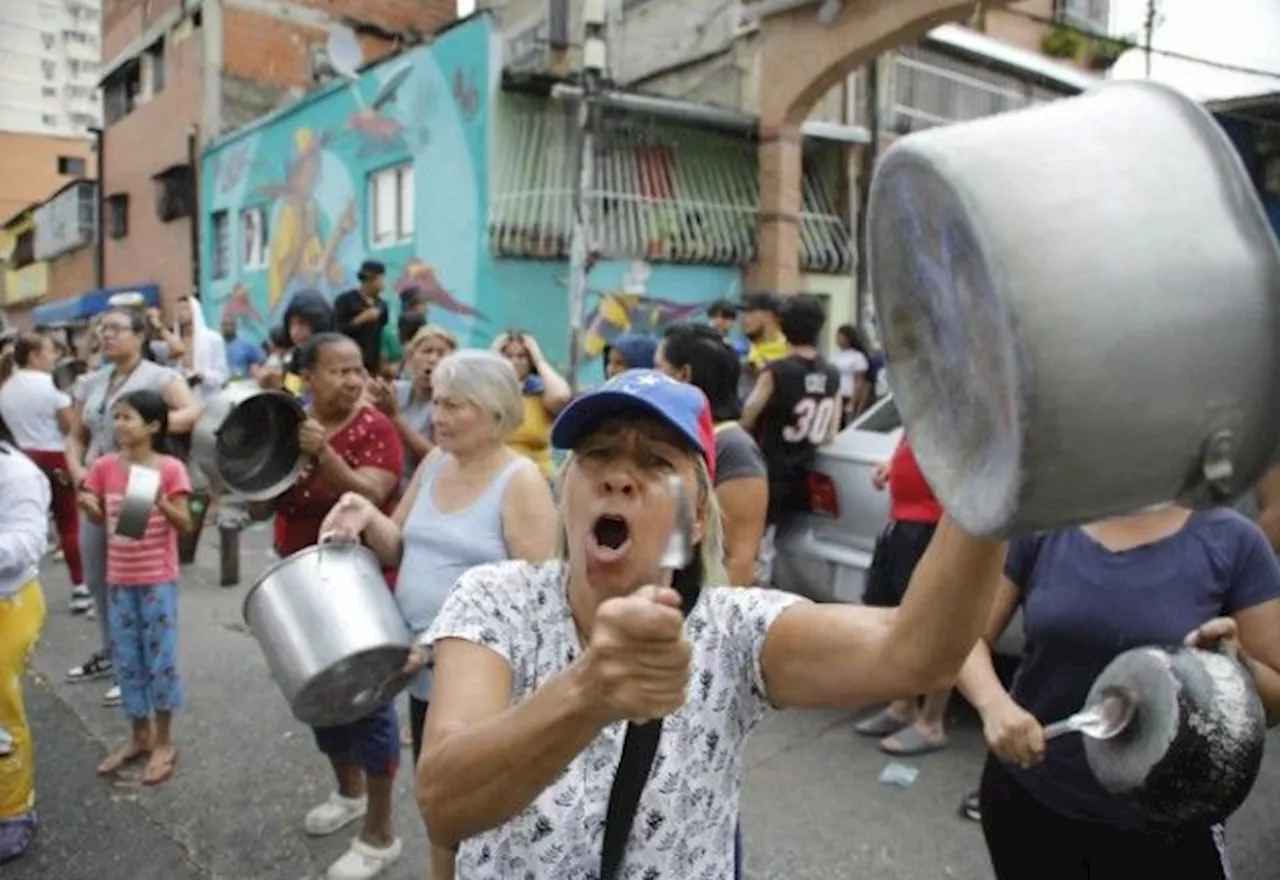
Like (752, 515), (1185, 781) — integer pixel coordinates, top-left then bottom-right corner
(32, 284), (160, 327)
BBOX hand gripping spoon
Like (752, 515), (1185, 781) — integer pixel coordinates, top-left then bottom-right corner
(600, 474), (696, 880)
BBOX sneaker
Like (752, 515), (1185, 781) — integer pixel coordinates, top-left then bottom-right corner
(69, 585), (92, 614)
(67, 652), (112, 682)
(326, 837), (402, 880)
(103, 685), (121, 707)
(51, 548), (65, 562)
(304, 793), (368, 837)
(0, 727), (13, 757)
(0, 813), (36, 863)
(959, 790), (981, 822)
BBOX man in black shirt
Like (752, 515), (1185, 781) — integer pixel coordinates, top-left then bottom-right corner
(742, 293), (841, 560)
(333, 260), (388, 374)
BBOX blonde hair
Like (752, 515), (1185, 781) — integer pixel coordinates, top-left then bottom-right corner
(556, 454), (728, 588)
(406, 323), (457, 356)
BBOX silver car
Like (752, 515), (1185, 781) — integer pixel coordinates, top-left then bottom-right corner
(771, 395), (1025, 655)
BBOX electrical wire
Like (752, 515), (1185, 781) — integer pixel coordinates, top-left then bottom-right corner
(1000, 6), (1280, 82)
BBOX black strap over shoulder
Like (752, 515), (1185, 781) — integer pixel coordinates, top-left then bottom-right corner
(598, 559), (702, 880)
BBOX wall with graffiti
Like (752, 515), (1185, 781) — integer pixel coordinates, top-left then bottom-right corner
(489, 257), (742, 383)
(199, 15), (494, 343)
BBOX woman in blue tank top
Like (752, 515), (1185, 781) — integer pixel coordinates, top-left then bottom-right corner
(321, 350), (558, 756)
(957, 504), (1280, 879)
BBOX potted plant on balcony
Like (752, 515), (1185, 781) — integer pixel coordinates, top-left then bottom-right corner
(1041, 25), (1085, 60)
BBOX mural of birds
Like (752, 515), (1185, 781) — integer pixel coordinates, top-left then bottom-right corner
(395, 259), (486, 319)
(222, 284), (264, 324)
(345, 63), (413, 158)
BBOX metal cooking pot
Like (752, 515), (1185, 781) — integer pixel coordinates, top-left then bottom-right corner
(867, 79), (1280, 537)
(192, 384), (305, 501)
(116, 464), (160, 539)
(1063, 645), (1266, 826)
(243, 541), (412, 728)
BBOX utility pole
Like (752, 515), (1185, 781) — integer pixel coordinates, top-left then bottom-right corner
(1142, 0), (1160, 78)
(566, 0), (608, 393)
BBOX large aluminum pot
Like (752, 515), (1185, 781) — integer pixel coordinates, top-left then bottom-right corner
(244, 541), (412, 728)
(192, 384), (305, 501)
(868, 80), (1280, 537)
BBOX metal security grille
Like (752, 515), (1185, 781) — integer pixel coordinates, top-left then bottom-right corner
(489, 93), (853, 273)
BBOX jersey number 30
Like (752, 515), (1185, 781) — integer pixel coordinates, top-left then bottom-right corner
(783, 397), (836, 444)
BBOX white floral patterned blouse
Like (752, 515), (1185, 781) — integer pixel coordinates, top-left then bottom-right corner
(423, 560), (803, 879)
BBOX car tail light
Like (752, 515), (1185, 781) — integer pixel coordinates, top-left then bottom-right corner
(805, 471), (838, 518)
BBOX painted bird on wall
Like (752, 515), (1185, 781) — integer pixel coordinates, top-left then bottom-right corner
(342, 63), (414, 158)
(395, 259), (486, 320)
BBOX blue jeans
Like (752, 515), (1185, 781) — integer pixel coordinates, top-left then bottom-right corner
(107, 583), (184, 719)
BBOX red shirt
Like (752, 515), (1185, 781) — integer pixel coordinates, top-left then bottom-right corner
(86, 453), (192, 586)
(274, 406), (404, 583)
(888, 437), (942, 524)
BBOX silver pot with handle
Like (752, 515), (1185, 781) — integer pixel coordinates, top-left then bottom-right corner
(116, 463), (161, 539)
(1042, 644), (1265, 826)
(868, 79), (1280, 537)
(243, 540), (412, 728)
(192, 384), (306, 501)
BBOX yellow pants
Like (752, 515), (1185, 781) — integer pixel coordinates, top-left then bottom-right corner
(0, 580), (45, 820)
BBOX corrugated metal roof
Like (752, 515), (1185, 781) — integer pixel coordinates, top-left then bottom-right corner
(489, 94), (852, 273)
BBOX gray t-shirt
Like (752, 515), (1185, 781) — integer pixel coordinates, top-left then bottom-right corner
(75, 360), (181, 463)
(394, 379), (435, 480)
(714, 422), (767, 485)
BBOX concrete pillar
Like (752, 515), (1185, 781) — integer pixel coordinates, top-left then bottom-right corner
(755, 123), (804, 293)
(753, 0), (1013, 293)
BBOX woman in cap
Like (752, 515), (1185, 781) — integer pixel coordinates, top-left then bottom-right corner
(414, 368), (1009, 878)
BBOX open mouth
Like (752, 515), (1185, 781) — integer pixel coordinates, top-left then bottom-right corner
(590, 514), (632, 555)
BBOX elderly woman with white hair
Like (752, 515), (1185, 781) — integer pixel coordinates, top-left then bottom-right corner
(323, 349), (558, 757)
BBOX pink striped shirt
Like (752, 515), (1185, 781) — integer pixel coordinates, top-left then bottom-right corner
(85, 453), (191, 586)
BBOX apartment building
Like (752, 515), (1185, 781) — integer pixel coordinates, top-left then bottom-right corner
(58, 0), (456, 326)
(0, 0), (103, 137)
(483, 0), (1108, 125)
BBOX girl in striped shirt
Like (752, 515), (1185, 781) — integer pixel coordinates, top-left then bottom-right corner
(79, 389), (192, 786)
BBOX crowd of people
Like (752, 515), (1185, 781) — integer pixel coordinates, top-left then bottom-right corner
(0, 275), (1277, 880)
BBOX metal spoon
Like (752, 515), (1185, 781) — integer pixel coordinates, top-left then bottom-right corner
(1044, 687), (1136, 741)
(657, 474), (694, 586)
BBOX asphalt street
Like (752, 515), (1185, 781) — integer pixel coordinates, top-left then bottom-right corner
(12, 524), (1280, 879)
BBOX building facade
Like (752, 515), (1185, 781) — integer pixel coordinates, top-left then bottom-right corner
(80, 0), (454, 326)
(0, 0), (103, 138)
(0, 131), (95, 222)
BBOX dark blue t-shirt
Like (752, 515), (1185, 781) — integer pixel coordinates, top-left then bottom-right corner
(1005, 508), (1280, 829)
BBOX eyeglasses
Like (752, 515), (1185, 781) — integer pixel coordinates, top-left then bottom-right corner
(97, 322), (132, 337)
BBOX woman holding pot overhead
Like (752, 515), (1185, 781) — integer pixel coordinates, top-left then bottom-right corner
(957, 504), (1280, 878)
(65, 307), (201, 708)
(414, 368), (1010, 878)
(258, 332), (405, 880)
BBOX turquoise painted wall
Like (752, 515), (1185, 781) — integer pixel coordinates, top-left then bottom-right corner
(199, 16), (494, 345)
(488, 257), (742, 381)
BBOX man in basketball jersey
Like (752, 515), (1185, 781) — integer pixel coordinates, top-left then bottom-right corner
(742, 293), (840, 583)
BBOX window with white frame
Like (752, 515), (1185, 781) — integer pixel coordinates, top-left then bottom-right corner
(368, 163), (414, 248)
(211, 210), (231, 279)
(1055, 0), (1110, 33)
(241, 206), (268, 270)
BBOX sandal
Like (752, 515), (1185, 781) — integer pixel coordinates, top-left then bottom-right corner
(97, 742), (150, 776)
(143, 746), (179, 786)
(854, 709), (911, 738)
(880, 726), (948, 757)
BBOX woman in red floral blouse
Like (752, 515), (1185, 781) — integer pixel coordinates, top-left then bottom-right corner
(259, 332), (405, 880)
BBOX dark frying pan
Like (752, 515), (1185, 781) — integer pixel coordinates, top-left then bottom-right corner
(1045, 644), (1266, 826)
